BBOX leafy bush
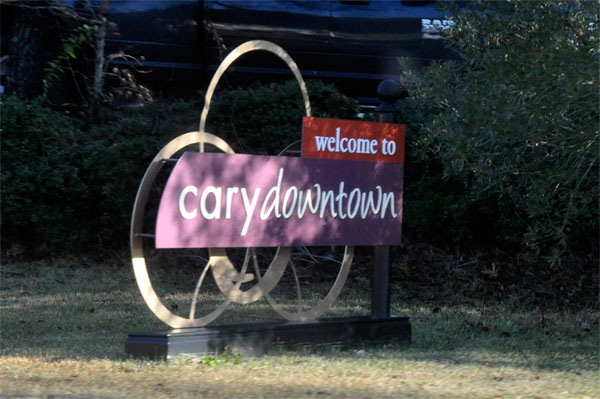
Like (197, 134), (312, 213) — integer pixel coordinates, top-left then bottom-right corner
(206, 79), (359, 154)
(1, 80), (359, 255)
(399, 0), (599, 260)
(1, 96), (198, 255)
(1, 96), (89, 253)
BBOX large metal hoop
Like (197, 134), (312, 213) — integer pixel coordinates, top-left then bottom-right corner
(253, 246), (355, 321)
(196, 41), (351, 320)
(131, 132), (235, 328)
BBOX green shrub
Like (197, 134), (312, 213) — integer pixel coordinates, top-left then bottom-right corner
(0, 96), (198, 255)
(77, 100), (202, 252)
(206, 79), (359, 154)
(1, 96), (89, 253)
(1, 80), (359, 255)
(399, 0), (599, 260)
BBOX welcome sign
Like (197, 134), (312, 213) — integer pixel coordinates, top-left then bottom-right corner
(130, 118), (410, 348)
(128, 41), (411, 340)
(155, 151), (404, 248)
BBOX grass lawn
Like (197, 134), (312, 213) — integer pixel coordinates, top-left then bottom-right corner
(1, 259), (598, 398)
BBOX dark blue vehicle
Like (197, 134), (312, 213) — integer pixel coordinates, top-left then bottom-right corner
(105, 0), (457, 102)
(2, 1), (458, 102)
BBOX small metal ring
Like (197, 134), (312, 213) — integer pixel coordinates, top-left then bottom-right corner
(199, 40), (311, 133)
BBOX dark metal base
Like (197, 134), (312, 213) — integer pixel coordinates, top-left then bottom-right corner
(125, 316), (411, 359)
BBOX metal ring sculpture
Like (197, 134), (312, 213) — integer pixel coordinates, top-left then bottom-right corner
(130, 41), (354, 328)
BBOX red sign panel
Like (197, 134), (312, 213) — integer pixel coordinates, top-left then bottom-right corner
(301, 117), (405, 163)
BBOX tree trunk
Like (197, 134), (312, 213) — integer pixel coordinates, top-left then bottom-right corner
(89, 0), (109, 120)
(6, 2), (61, 99)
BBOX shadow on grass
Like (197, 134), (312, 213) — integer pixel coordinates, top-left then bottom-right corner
(1, 260), (597, 374)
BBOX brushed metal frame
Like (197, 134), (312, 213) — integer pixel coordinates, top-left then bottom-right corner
(130, 41), (353, 328)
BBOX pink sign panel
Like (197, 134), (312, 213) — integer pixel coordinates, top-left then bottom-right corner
(155, 152), (403, 248)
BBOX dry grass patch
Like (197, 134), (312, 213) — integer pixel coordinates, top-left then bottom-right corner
(1, 259), (598, 398)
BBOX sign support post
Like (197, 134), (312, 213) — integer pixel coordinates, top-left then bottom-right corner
(372, 80), (404, 319)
